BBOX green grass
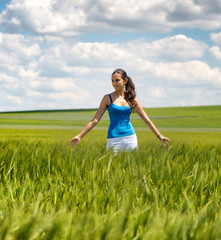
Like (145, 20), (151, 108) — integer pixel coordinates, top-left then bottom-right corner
(0, 129), (221, 146)
(0, 105), (220, 239)
(0, 139), (220, 239)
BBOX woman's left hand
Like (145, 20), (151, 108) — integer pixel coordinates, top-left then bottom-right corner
(160, 136), (171, 147)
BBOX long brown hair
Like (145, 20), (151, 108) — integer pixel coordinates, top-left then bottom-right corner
(112, 69), (136, 110)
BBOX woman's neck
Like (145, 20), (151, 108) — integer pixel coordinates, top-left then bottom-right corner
(115, 90), (125, 98)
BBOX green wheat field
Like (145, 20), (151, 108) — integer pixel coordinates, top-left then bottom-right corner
(0, 105), (220, 239)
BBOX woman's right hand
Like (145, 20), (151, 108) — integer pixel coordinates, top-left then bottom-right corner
(68, 136), (81, 146)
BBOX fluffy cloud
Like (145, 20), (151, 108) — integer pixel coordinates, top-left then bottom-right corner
(139, 86), (220, 108)
(209, 46), (221, 61)
(127, 35), (207, 61)
(0, 30), (220, 111)
(210, 32), (221, 46)
(0, 33), (41, 66)
(1, 0), (221, 36)
(152, 61), (221, 86)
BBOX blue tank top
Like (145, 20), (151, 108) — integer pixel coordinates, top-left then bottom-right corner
(107, 94), (135, 138)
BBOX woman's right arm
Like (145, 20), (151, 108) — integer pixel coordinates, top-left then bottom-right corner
(69, 95), (109, 146)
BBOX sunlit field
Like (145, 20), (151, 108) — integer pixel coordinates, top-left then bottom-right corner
(0, 105), (220, 239)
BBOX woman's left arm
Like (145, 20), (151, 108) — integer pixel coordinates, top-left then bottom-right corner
(134, 98), (171, 146)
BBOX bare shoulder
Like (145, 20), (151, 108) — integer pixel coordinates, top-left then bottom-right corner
(103, 94), (110, 99)
(101, 94), (111, 106)
(103, 94), (110, 102)
(134, 97), (140, 104)
(134, 97), (142, 107)
(134, 97), (144, 112)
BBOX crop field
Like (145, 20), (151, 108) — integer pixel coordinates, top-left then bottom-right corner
(0, 105), (220, 239)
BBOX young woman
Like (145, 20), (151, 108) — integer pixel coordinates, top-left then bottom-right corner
(69, 69), (171, 153)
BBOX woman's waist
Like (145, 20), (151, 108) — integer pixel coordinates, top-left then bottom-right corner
(107, 133), (136, 140)
(109, 119), (132, 129)
(107, 123), (135, 138)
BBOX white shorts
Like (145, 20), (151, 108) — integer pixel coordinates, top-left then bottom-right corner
(106, 134), (138, 153)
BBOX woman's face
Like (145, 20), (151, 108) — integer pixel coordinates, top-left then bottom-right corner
(111, 73), (127, 91)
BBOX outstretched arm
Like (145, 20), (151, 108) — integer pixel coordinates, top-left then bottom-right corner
(69, 95), (109, 146)
(134, 98), (171, 146)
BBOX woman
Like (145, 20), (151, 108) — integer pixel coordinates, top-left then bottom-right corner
(69, 69), (171, 153)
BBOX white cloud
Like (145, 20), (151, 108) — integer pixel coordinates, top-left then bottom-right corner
(127, 35), (208, 61)
(209, 46), (221, 61)
(48, 91), (90, 101)
(0, 33), (41, 66)
(1, 0), (221, 36)
(0, 0), (86, 35)
(153, 61), (221, 86)
(0, 30), (220, 111)
(149, 87), (167, 98)
(7, 95), (23, 105)
(19, 68), (38, 79)
(210, 32), (221, 46)
(140, 86), (221, 107)
(26, 89), (43, 97)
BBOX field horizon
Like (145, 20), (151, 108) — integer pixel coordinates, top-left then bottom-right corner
(0, 104), (220, 114)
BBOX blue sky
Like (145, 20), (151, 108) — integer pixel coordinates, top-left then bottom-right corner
(0, 0), (9, 11)
(0, 0), (221, 111)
